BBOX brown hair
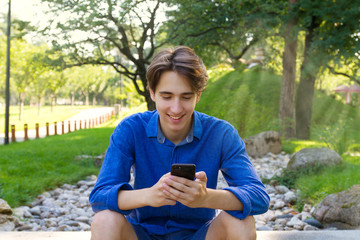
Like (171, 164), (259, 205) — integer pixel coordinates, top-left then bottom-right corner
(146, 46), (208, 94)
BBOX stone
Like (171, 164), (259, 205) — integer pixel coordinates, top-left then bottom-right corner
(312, 185), (360, 228)
(0, 199), (13, 215)
(275, 185), (289, 194)
(13, 206), (32, 219)
(284, 191), (297, 204)
(304, 218), (323, 229)
(244, 131), (282, 158)
(303, 224), (319, 231)
(0, 215), (15, 231)
(287, 148), (342, 170)
(29, 206), (42, 216)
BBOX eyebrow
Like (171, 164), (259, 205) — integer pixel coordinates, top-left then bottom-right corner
(159, 91), (194, 96)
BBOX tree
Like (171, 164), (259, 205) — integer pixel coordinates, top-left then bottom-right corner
(40, 0), (180, 110)
(279, 0), (298, 138)
(165, 0), (278, 67)
(293, 0), (360, 139)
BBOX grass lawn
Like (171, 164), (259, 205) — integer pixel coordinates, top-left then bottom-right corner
(0, 105), (104, 132)
(0, 105), (147, 208)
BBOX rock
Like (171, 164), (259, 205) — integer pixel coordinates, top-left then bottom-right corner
(29, 206), (42, 216)
(13, 206), (32, 219)
(0, 199), (15, 231)
(244, 131), (282, 158)
(0, 199), (13, 215)
(304, 224), (319, 231)
(312, 185), (360, 228)
(0, 215), (15, 231)
(284, 191), (297, 204)
(287, 148), (342, 170)
(275, 185), (289, 194)
(273, 200), (286, 210)
(304, 218), (323, 229)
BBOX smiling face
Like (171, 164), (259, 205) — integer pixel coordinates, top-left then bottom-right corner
(150, 71), (201, 145)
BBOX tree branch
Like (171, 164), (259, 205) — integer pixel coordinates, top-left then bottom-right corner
(327, 64), (360, 85)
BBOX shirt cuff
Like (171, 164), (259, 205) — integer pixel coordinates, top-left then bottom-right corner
(223, 187), (251, 219)
(107, 183), (134, 215)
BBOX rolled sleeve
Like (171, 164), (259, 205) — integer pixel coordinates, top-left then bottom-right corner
(223, 187), (251, 219)
(106, 183), (134, 214)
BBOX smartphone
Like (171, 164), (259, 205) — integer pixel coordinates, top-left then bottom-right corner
(171, 163), (196, 180)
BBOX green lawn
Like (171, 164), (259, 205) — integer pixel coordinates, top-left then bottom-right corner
(0, 105), (103, 132)
(0, 105), (146, 207)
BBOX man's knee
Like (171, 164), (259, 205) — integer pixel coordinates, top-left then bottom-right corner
(91, 210), (135, 240)
(217, 212), (256, 240)
(92, 210), (126, 227)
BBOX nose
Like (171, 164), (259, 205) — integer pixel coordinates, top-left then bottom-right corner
(170, 98), (182, 114)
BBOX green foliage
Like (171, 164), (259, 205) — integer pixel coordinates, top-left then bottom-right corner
(348, 144), (360, 153)
(281, 140), (326, 154)
(311, 90), (360, 154)
(265, 162), (326, 190)
(166, 0), (280, 66)
(196, 68), (281, 138)
(295, 156), (360, 208)
(0, 127), (114, 207)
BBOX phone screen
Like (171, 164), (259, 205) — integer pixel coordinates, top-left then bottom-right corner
(171, 163), (196, 180)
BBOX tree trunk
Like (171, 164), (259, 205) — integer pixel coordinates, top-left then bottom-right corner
(51, 94), (55, 112)
(145, 90), (156, 111)
(279, 0), (298, 139)
(19, 92), (24, 121)
(71, 92), (75, 107)
(85, 90), (89, 106)
(295, 17), (320, 139)
(38, 96), (42, 116)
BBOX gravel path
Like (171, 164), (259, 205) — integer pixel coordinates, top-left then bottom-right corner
(13, 152), (325, 232)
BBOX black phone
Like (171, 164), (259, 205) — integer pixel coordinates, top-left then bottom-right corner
(171, 163), (196, 180)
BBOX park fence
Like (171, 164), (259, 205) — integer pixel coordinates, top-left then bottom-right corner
(8, 110), (115, 143)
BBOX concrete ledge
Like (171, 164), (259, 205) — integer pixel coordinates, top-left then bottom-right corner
(1, 230), (360, 240)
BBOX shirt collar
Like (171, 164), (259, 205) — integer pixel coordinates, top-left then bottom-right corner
(146, 110), (203, 144)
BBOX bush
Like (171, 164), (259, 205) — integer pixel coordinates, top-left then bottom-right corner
(264, 162), (326, 190)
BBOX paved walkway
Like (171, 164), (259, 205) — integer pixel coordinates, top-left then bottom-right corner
(1, 230), (360, 240)
(0, 107), (114, 144)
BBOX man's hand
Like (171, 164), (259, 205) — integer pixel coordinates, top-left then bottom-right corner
(146, 173), (177, 207)
(162, 171), (208, 208)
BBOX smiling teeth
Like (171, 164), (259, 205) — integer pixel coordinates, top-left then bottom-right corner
(170, 116), (181, 120)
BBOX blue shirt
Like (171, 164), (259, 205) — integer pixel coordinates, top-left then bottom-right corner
(89, 110), (270, 235)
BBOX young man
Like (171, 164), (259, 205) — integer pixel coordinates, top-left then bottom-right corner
(89, 46), (269, 240)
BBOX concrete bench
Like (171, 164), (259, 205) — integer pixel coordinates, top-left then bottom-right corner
(1, 230), (360, 240)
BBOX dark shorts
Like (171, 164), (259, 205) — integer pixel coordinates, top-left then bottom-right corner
(131, 221), (211, 240)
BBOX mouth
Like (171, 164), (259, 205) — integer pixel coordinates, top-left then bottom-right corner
(169, 115), (183, 120)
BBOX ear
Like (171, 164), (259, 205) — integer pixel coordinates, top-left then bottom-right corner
(149, 88), (156, 102)
(196, 92), (202, 104)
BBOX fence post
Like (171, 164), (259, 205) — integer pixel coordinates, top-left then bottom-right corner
(35, 123), (40, 138)
(74, 120), (77, 131)
(11, 125), (15, 142)
(24, 124), (28, 141)
(80, 120), (82, 130)
(54, 122), (57, 135)
(84, 120), (87, 129)
(62, 121), (65, 134)
(46, 122), (49, 136)
(68, 121), (71, 133)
